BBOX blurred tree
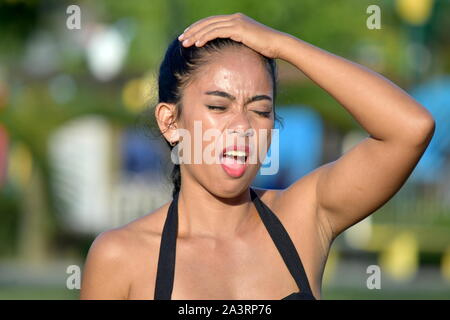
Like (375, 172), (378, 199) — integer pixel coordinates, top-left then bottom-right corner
(0, 0), (449, 264)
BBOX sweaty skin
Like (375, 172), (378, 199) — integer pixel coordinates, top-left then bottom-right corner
(80, 13), (435, 300)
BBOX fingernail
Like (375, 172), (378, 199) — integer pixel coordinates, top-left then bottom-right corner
(178, 34), (185, 40)
(182, 39), (189, 45)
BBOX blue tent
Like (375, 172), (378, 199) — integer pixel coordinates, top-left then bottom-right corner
(121, 128), (166, 174)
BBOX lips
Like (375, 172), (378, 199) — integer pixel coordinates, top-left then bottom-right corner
(219, 145), (250, 178)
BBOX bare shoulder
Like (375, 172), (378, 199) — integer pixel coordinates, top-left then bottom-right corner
(251, 187), (280, 207)
(80, 227), (132, 299)
(276, 166), (322, 208)
(253, 165), (334, 248)
(274, 164), (335, 244)
(80, 201), (172, 299)
(252, 166), (322, 214)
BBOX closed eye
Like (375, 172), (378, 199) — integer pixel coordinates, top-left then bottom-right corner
(206, 105), (271, 117)
(206, 105), (226, 111)
(253, 110), (272, 117)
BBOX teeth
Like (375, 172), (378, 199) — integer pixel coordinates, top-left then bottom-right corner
(224, 150), (247, 157)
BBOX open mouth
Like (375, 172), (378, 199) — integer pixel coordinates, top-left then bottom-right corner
(219, 145), (250, 178)
(222, 149), (248, 163)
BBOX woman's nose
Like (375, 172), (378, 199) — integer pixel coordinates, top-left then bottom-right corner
(226, 111), (253, 135)
(226, 127), (255, 137)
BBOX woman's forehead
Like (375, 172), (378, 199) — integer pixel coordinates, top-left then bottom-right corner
(188, 51), (273, 97)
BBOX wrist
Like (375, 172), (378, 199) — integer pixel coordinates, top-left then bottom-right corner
(274, 32), (296, 60)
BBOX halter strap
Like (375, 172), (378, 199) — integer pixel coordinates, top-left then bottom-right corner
(153, 188), (313, 299)
(249, 188), (313, 296)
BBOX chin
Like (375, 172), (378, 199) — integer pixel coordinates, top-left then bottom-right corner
(212, 175), (253, 198)
(219, 184), (247, 197)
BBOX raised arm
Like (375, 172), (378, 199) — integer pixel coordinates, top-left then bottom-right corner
(177, 12), (436, 241)
(276, 33), (435, 240)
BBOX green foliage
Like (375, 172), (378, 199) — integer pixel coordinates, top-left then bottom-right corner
(0, 186), (20, 257)
(0, 0), (448, 259)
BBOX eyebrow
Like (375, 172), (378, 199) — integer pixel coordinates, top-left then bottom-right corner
(204, 90), (272, 106)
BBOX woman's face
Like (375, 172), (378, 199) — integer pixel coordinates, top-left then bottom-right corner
(176, 46), (274, 197)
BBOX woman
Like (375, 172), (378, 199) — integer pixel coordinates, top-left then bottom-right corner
(80, 13), (435, 300)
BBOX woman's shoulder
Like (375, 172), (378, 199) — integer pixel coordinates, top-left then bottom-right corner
(86, 202), (167, 257)
(251, 170), (323, 233)
(81, 202), (172, 299)
(251, 168), (318, 212)
(95, 200), (171, 244)
(251, 187), (281, 208)
(125, 201), (172, 236)
(101, 201), (175, 262)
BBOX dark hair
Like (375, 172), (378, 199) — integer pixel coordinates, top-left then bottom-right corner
(156, 35), (280, 198)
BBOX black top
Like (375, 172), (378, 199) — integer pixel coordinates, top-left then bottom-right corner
(154, 187), (316, 300)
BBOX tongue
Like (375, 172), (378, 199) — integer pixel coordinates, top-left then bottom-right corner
(223, 156), (244, 166)
(220, 156), (246, 178)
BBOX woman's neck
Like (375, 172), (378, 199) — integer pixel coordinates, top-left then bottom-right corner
(176, 181), (258, 240)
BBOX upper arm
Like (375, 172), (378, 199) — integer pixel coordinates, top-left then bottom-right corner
(80, 229), (131, 300)
(316, 119), (435, 239)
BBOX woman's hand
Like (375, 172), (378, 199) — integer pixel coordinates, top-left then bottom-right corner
(178, 13), (287, 59)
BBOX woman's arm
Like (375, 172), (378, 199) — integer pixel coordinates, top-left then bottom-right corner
(276, 33), (435, 239)
(179, 12), (436, 241)
(80, 230), (130, 299)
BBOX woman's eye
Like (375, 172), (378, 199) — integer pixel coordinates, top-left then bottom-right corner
(253, 110), (272, 118)
(206, 105), (226, 111)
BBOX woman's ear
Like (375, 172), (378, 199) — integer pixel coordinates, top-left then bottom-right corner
(155, 102), (179, 144)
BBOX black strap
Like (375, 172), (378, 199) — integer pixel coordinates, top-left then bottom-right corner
(153, 191), (179, 300)
(249, 188), (313, 296)
(153, 188), (313, 299)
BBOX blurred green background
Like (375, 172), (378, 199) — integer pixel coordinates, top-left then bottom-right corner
(0, 0), (449, 299)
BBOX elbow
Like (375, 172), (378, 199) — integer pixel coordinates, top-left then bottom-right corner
(410, 110), (436, 147)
